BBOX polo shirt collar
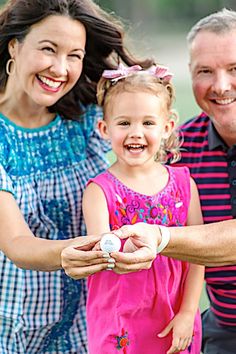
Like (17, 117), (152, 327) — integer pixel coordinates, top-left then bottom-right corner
(208, 119), (228, 151)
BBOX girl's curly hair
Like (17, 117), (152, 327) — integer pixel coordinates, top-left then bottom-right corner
(97, 69), (182, 163)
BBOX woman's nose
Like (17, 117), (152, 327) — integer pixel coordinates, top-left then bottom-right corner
(49, 57), (68, 77)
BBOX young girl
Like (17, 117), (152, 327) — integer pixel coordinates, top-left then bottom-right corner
(82, 64), (204, 354)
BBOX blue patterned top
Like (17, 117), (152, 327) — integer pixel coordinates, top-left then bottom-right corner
(0, 105), (110, 354)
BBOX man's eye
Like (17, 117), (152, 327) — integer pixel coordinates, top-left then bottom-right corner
(198, 69), (211, 74)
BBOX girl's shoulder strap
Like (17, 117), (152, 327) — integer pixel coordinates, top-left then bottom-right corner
(87, 170), (119, 202)
(166, 165), (191, 209)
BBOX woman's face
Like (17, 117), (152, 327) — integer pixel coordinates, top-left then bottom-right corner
(8, 15), (86, 109)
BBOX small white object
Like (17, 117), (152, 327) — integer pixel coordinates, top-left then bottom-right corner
(100, 233), (121, 253)
(156, 226), (171, 254)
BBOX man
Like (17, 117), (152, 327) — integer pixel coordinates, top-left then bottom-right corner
(172, 8), (236, 354)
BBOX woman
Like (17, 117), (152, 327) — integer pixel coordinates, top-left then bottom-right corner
(0, 0), (152, 352)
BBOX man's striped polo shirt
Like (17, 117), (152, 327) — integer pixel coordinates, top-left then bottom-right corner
(175, 111), (236, 328)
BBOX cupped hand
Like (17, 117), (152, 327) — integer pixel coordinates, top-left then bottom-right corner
(110, 222), (161, 274)
(61, 235), (114, 279)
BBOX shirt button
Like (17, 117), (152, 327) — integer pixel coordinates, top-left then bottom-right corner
(232, 179), (236, 186)
(232, 197), (236, 205)
(231, 161), (236, 167)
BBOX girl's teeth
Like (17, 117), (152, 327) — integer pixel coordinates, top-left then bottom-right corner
(128, 145), (143, 148)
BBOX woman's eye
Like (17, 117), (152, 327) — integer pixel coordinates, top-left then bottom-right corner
(69, 54), (84, 60)
(42, 47), (55, 53)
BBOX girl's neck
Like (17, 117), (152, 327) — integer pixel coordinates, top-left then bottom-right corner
(109, 162), (169, 196)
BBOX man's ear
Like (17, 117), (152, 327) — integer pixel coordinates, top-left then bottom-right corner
(97, 119), (110, 140)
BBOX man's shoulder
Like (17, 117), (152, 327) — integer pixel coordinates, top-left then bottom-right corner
(179, 112), (210, 132)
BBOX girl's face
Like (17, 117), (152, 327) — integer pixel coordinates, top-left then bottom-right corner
(7, 15), (86, 109)
(98, 91), (174, 168)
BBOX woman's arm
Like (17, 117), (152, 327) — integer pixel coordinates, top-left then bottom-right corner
(0, 191), (102, 271)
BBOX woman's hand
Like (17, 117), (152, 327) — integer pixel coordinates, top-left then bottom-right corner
(61, 235), (115, 279)
(110, 222), (161, 274)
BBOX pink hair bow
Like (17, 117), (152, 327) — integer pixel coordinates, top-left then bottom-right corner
(102, 63), (142, 82)
(146, 65), (173, 82)
(102, 63), (173, 83)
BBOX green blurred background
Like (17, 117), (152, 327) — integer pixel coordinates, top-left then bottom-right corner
(1, 0), (235, 316)
(95, 0), (236, 123)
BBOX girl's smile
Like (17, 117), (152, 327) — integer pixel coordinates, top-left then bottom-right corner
(99, 91), (174, 169)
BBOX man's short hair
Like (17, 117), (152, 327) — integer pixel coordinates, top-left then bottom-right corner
(187, 8), (236, 45)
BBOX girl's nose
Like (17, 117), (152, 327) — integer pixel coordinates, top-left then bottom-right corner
(128, 129), (144, 138)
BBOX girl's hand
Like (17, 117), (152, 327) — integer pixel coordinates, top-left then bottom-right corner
(61, 235), (115, 279)
(110, 223), (160, 274)
(158, 311), (194, 354)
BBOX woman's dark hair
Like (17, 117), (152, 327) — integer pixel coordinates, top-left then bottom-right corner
(0, 0), (154, 119)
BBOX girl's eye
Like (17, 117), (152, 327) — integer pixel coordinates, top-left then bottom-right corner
(144, 121), (155, 126)
(118, 121), (129, 126)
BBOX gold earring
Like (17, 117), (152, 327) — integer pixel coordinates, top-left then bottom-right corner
(6, 58), (15, 75)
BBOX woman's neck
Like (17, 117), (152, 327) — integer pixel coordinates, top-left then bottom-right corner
(0, 93), (55, 129)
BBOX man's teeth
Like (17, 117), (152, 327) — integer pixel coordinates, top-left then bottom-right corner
(38, 75), (62, 88)
(215, 98), (235, 105)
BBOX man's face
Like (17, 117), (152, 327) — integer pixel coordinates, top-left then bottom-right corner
(189, 29), (236, 146)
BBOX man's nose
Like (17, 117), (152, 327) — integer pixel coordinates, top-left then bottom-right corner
(212, 71), (231, 95)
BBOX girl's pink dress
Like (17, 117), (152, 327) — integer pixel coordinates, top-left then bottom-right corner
(87, 166), (201, 354)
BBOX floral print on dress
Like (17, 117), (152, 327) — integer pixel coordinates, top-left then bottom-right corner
(112, 186), (185, 227)
(116, 329), (130, 353)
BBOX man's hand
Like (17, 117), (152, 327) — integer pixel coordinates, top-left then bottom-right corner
(110, 223), (161, 274)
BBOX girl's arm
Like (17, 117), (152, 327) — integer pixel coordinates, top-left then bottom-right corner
(0, 191), (104, 272)
(82, 182), (110, 235)
(158, 178), (204, 354)
(178, 178), (204, 316)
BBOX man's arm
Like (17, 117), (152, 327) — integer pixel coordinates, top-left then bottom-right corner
(112, 220), (236, 269)
(163, 220), (236, 266)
